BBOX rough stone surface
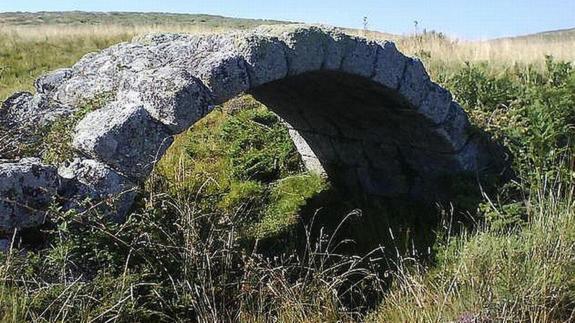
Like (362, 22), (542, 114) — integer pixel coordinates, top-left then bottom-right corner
(236, 33), (289, 87)
(372, 41), (409, 90)
(418, 82), (453, 124)
(0, 24), (509, 231)
(0, 158), (59, 230)
(398, 58), (431, 107)
(72, 102), (174, 180)
(58, 158), (138, 221)
(0, 92), (73, 129)
(118, 66), (214, 133)
(35, 68), (73, 94)
(340, 39), (379, 77)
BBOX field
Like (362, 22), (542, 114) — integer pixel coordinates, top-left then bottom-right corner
(1, 12), (575, 322)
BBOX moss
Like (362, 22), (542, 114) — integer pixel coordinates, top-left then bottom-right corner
(155, 95), (326, 242)
(221, 98), (301, 182)
(249, 173), (327, 239)
(218, 180), (265, 213)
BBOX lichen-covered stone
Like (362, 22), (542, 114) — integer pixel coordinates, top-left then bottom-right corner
(0, 158), (59, 230)
(418, 82), (453, 124)
(257, 25), (331, 76)
(118, 67), (214, 133)
(0, 24), (509, 230)
(340, 39), (379, 77)
(236, 33), (288, 87)
(35, 68), (73, 94)
(72, 102), (174, 180)
(433, 102), (472, 151)
(58, 158), (138, 221)
(372, 41), (409, 90)
(195, 52), (251, 104)
(0, 92), (73, 129)
(398, 58), (431, 107)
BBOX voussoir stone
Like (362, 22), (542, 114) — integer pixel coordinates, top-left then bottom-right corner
(58, 158), (138, 221)
(372, 41), (409, 90)
(72, 102), (174, 180)
(236, 33), (289, 87)
(258, 25), (331, 76)
(35, 68), (73, 95)
(418, 82), (453, 125)
(433, 102), (472, 152)
(195, 51), (251, 104)
(340, 38), (379, 77)
(398, 58), (431, 107)
(0, 158), (59, 230)
(118, 66), (214, 133)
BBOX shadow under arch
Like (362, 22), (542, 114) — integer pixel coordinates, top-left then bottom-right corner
(244, 70), (489, 261)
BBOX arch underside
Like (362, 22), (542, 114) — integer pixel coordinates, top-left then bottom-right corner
(251, 71), (468, 200)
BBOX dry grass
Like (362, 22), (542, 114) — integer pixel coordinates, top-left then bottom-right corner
(354, 31), (575, 71)
(2, 21), (573, 72)
(0, 23), (229, 42)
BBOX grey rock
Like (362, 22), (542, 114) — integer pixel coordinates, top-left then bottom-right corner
(58, 158), (138, 221)
(0, 92), (75, 159)
(274, 25), (330, 75)
(0, 92), (34, 128)
(340, 39), (379, 77)
(434, 102), (472, 151)
(372, 41), (409, 90)
(195, 52), (250, 104)
(237, 33), (288, 87)
(418, 83), (453, 124)
(0, 158), (59, 229)
(322, 29), (353, 70)
(35, 68), (73, 94)
(1, 92), (73, 129)
(72, 101), (174, 180)
(398, 58), (431, 107)
(118, 67), (214, 133)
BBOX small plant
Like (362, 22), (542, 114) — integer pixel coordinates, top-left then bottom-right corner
(41, 93), (113, 165)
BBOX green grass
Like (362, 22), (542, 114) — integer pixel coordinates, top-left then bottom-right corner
(0, 32), (130, 100)
(0, 16), (574, 322)
(368, 55), (575, 322)
(154, 95), (327, 241)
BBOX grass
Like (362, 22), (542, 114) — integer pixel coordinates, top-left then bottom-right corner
(0, 12), (574, 322)
(0, 11), (287, 29)
(370, 177), (575, 322)
(368, 50), (575, 323)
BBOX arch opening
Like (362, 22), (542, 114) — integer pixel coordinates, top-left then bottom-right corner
(250, 70), (469, 201)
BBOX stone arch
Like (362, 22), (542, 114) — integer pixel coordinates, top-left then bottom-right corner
(0, 25), (509, 229)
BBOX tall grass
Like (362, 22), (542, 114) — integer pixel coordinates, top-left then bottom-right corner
(370, 171), (575, 322)
(1, 15), (575, 322)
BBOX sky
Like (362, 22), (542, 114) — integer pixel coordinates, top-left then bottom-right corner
(1, 1), (574, 40)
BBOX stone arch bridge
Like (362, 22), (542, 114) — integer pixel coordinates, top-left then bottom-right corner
(0, 25), (509, 230)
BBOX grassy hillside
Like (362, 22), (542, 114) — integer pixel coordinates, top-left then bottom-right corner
(0, 11), (288, 28)
(497, 27), (575, 42)
(0, 12), (574, 322)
